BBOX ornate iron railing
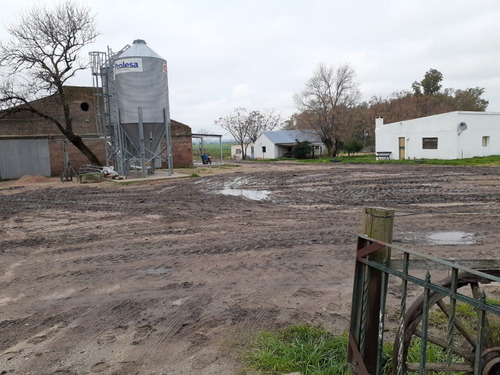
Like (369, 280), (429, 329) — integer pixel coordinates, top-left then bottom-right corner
(349, 234), (500, 375)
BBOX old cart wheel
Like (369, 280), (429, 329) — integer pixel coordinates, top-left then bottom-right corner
(392, 272), (500, 375)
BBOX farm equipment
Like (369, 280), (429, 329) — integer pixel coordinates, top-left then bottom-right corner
(348, 208), (500, 375)
(201, 153), (212, 164)
(349, 235), (500, 375)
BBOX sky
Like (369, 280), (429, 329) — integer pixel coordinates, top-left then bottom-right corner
(1, 0), (500, 136)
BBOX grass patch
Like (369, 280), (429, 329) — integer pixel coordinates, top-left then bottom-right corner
(242, 322), (491, 375)
(428, 300), (500, 347)
(243, 325), (351, 375)
(382, 339), (466, 375)
(193, 142), (233, 159)
(296, 154), (500, 166)
(189, 173), (200, 178)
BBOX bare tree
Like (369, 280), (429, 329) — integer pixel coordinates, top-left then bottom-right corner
(216, 107), (281, 159)
(247, 109), (281, 142)
(0, 1), (102, 165)
(294, 63), (360, 157)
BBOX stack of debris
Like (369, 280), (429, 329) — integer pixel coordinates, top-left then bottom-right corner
(78, 165), (125, 183)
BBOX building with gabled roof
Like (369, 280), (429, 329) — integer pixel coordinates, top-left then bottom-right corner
(231, 129), (327, 159)
(0, 86), (193, 179)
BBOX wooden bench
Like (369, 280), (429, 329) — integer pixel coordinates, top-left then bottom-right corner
(376, 151), (392, 160)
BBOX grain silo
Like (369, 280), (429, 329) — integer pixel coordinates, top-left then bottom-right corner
(90, 39), (173, 177)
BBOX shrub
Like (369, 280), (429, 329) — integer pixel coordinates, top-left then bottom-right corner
(292, 139), (312, 159)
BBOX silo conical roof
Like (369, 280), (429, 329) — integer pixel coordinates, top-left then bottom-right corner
(118, 39), (164, 60)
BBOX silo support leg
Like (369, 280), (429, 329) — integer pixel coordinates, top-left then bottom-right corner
(138, 107), (147, 178)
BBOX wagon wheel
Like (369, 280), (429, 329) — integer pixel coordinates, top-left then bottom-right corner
(392, 272), (500, 375)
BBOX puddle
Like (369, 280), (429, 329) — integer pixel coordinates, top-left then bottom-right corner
(216, 177), (271, 201)
(426, 231), (476, 245)
(401, 231), (478, 245)
(219, 188), (270, 201)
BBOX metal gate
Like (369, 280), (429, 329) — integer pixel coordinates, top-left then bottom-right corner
(0, 138), (51, 179)
(348, 234), (500, 375)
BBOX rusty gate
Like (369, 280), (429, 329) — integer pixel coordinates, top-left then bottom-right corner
(348, 234), (500, 375)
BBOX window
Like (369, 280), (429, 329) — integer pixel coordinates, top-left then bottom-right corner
(262, 146), (266, 153)
(235, 149), (241, 154)
(422, 137), (438, 149)
(482, 136), (490, 147)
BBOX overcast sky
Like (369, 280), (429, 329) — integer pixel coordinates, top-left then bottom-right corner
(1, 0), (500, 135)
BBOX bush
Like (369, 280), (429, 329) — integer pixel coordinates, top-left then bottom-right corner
(343, 140), (364, 156)
(292, 139), (312, 159)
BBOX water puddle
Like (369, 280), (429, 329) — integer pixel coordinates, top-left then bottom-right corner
(401, 231), (478, 245)
(426, 231), (476, 245)
(219, 188), (270, 201)
(216, 176), (271, 201)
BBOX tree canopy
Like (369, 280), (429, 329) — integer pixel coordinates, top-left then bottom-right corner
(0, 1), (101, 165)
(288, 67), (489, 153)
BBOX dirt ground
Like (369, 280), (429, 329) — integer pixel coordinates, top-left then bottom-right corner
(1, 161), (500, 375)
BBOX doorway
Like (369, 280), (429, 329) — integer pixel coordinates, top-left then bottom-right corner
(398, 137), (405, 159)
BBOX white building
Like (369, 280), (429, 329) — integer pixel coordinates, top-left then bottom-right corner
(255, 130), (326, 159)
(231, 130), (327, 159)
(375, 111), (500, 160)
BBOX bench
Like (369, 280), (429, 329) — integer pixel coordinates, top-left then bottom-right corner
(376, 151), (392, 160)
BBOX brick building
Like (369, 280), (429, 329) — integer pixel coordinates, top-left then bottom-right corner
(0, 86), (192, 179)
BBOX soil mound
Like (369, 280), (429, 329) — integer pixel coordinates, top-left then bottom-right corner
(16, 175), (51, 184)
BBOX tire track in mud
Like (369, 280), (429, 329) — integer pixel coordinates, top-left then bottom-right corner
(9, 298), (148, 374)
(3, 163), (500, 374)
(126, 294), (213, 373)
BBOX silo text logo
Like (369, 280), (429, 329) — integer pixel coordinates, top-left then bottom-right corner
(114, 58), (143, 74)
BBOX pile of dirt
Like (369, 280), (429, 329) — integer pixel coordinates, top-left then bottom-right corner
(15, 175), (51, 184)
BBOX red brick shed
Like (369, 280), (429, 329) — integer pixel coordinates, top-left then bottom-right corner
(0, 86), (193, 179)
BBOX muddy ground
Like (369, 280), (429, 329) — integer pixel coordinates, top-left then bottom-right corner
(1, 161), (500, 374)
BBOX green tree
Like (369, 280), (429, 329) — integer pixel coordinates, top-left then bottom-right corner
(412, 68), (443, 96)
(0, 1), (102, 165)
(450, 87), (489, 111)
(421, 68), (443, 95)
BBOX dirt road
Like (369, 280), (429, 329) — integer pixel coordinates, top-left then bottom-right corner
(1, 162), (500, 374)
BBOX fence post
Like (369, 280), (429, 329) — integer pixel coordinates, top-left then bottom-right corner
(361, 207), (394, 374)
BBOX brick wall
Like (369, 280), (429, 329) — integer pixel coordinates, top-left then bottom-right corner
(49, 137), (106, 176)
(169, 120), (193, 168)
(0, 86), (193, 176)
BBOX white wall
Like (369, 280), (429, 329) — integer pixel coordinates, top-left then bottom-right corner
(254, 134), (294, 159)
(375, 112), (500, 160)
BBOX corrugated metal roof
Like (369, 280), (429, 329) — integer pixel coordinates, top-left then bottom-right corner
(263, 130), (322, 144)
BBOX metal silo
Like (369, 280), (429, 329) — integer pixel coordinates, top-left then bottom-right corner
(90, 39), (173, 177)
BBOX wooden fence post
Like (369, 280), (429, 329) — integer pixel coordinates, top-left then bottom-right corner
(361, 207), (394, 374)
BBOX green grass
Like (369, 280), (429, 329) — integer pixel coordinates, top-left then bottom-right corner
(243, 325), (350, 375)
(382, 339), (466, 375)
(193, 142), (232, 159)
(297, 154), (500, 166)
(429, 300), (500, 347)
(242, 322), (489, 375)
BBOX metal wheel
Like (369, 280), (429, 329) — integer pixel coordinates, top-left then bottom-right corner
(392, 272), (500, 375)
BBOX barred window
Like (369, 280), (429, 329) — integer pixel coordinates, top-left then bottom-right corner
(422, 137), (438, 149)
